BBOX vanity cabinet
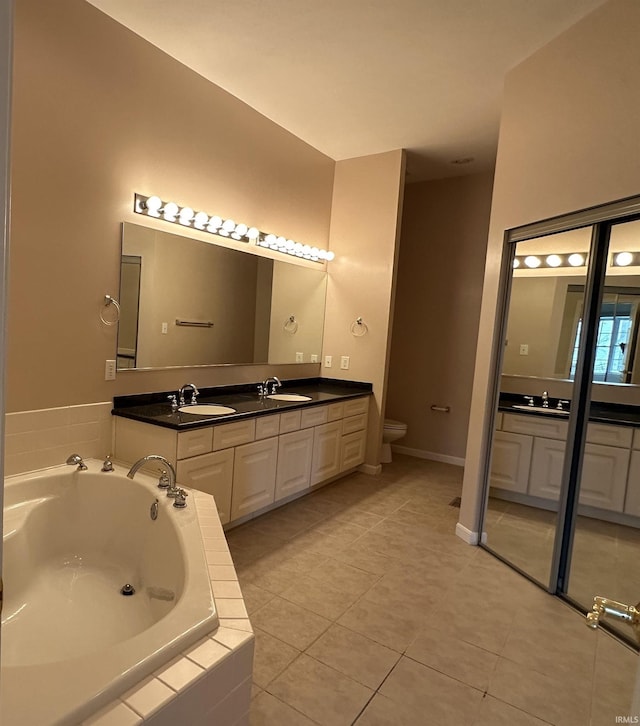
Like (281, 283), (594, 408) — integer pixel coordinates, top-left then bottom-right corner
(493, 413), (635, 517)
(114, 395), (370, 527)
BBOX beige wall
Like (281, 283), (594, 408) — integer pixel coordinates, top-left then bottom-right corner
(9, 0), (335, 411)
(322, 150), (406, 468)
(268, 262), (326, 365)
(386, 172), (494, 462)
(460, 0), (640, 537)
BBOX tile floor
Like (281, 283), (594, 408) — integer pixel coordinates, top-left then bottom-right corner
(485, 495), (640, 636)
(224, 455), (637, 726)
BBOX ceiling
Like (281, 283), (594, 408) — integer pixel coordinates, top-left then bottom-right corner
(86, 0), (606, 182)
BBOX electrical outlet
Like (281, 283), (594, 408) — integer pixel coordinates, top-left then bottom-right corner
(295, 352), (304, 363)
(105, 359), (116, 381)
(340, 355), (350, 370)
(519, 344), (529, 356)
(161, 322), (168, 334)
(310, 354), (319, 363)
(324, 355), (332, 368)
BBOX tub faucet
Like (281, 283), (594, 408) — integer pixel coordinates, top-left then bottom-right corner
(259, 376), (282, 397)
(178, 383), (199, 406)
(127, 455), (179, 497)
(66, 453), (88, 471)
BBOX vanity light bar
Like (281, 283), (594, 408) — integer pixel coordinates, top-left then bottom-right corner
(133, 193), (334, 263)
(513, 252), (588, 269)
(612, 251), (640, 267)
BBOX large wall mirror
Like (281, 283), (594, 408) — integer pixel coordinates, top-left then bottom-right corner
(117, 222), (327, 370)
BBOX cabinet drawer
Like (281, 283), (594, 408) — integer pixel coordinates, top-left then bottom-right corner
(256, 415), (280, 440)
(279, 410), (301, 433)
(343, 397), (369, 417)
(327, 402), (345, 422)
(177, 428), (213, 459)
(342, 413), (367, 435)
(503, 413), (568, 441)
(586, 423), (632, 448)
(213, 419), (256, 451)
(301, 406), (328, 429)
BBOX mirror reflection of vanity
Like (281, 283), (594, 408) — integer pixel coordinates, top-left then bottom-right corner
(117, 222), (327, 370)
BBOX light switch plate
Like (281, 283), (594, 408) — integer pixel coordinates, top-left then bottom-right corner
(295, 352), (304, 363)
(340, 356), (350, 370)
(324, 355), (332, 368)
(519, 344), (529, 356)
(105, 360), (116, 380)
(310, 354), (319, 363)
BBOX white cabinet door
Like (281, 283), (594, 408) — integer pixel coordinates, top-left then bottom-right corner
(176, 449), (234, 525)
(230, 438), (278, 521)
(580, 443), (629, 511)
(310, 421), (343, 486)
(275, 429), (314, 501)
(341, 430), (366, 472)
(490, 431), (533, 494)
(624, 450), (640, 516)
(529, 437), (566, 501)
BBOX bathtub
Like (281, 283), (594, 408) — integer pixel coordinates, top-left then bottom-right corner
(1, 459), (218, 726)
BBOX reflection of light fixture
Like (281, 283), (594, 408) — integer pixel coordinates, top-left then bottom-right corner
(614, 251), (635, 267)
(568, 253), (585, 267)
(512, 251), (589, 270)
(513, 258), (520, 268)
(546, 254), (562, 267)
(524, 255), (541, 268)
(133, 193), (334, 264)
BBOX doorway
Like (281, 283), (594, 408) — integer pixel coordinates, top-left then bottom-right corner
(481, 198), (640, 647)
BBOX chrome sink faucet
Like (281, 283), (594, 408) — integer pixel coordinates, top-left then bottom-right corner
(178, 383), (199, 406)
(259, 376), (282, 398)
(127, 454), (180, 497)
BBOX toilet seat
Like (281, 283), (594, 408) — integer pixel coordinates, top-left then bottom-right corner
(384, 419), (406, 430)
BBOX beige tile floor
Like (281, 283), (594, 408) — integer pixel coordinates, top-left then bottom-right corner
(224, 455), (637, 726)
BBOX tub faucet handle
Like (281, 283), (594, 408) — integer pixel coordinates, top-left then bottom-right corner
(66, 453), (88, 471)
(101, 455), (114, 472)
(158, 470), (171, 489)
(173, 488), (189, 508)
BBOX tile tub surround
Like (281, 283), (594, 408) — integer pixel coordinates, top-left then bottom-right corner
(234, 456), (636, 726)
(81, 490), (254, 726)
(5, 401), (112, 476)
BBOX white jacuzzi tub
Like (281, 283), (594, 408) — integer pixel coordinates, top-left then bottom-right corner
(1, 459), (218, 725)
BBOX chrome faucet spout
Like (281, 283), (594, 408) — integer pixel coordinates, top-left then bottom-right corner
(127, 455), (178, 494)
(66, 453), (88, 471)
(260, 376), (282, 397)
(178, 383), (199, 406)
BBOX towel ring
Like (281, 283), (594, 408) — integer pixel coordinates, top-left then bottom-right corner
(100, 295), (121, 326)
(283, 315), (298, 334)
(350, 317), (368, 337)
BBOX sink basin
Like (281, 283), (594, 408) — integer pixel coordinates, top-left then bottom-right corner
(266, 393), (312, 402)
(178, 404), (236, 416)
(512, 405), (569, 415)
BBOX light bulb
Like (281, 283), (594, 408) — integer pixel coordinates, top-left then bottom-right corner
(247, 227), (259, 240)
(293, 242), (303, 253)
(178, 207), (194, 225)
(208, 216), (222, 230)
(285, 239), (296, 250)
(276, 236), (287, 247)
(568, 253), (585, 267)
(235, 223), (248, 237)
(311, 247), (320, 257)
(546, 254), (562, 267)
(145, 195), (162, 217)
(513, 258), (520, 269)
(524, 256), (541, 269)
(194, 211), (209, 229)
(265, 234), (277, 245)
(219, 229), (230, 237)
(222, 219), (236, 232)
(163, 202), (179, 221)
(326, 251), (335, 261)
(231, 232), (241, 240)
(615, 251), (634, 266)
(318, 249), (328, 260)
(302, 245), (311, 255)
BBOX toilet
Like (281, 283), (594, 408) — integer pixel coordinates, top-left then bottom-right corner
(381, 419), (408, 463)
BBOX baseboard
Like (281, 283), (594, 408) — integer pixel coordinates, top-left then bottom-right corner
(455, 522), (484, 545)
(392, 445), (464, 468)
(358, 463), (382, 476)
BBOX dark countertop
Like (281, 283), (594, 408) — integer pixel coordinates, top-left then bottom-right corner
(499, 393), (640, 428)
(113, 378), (373, 431)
